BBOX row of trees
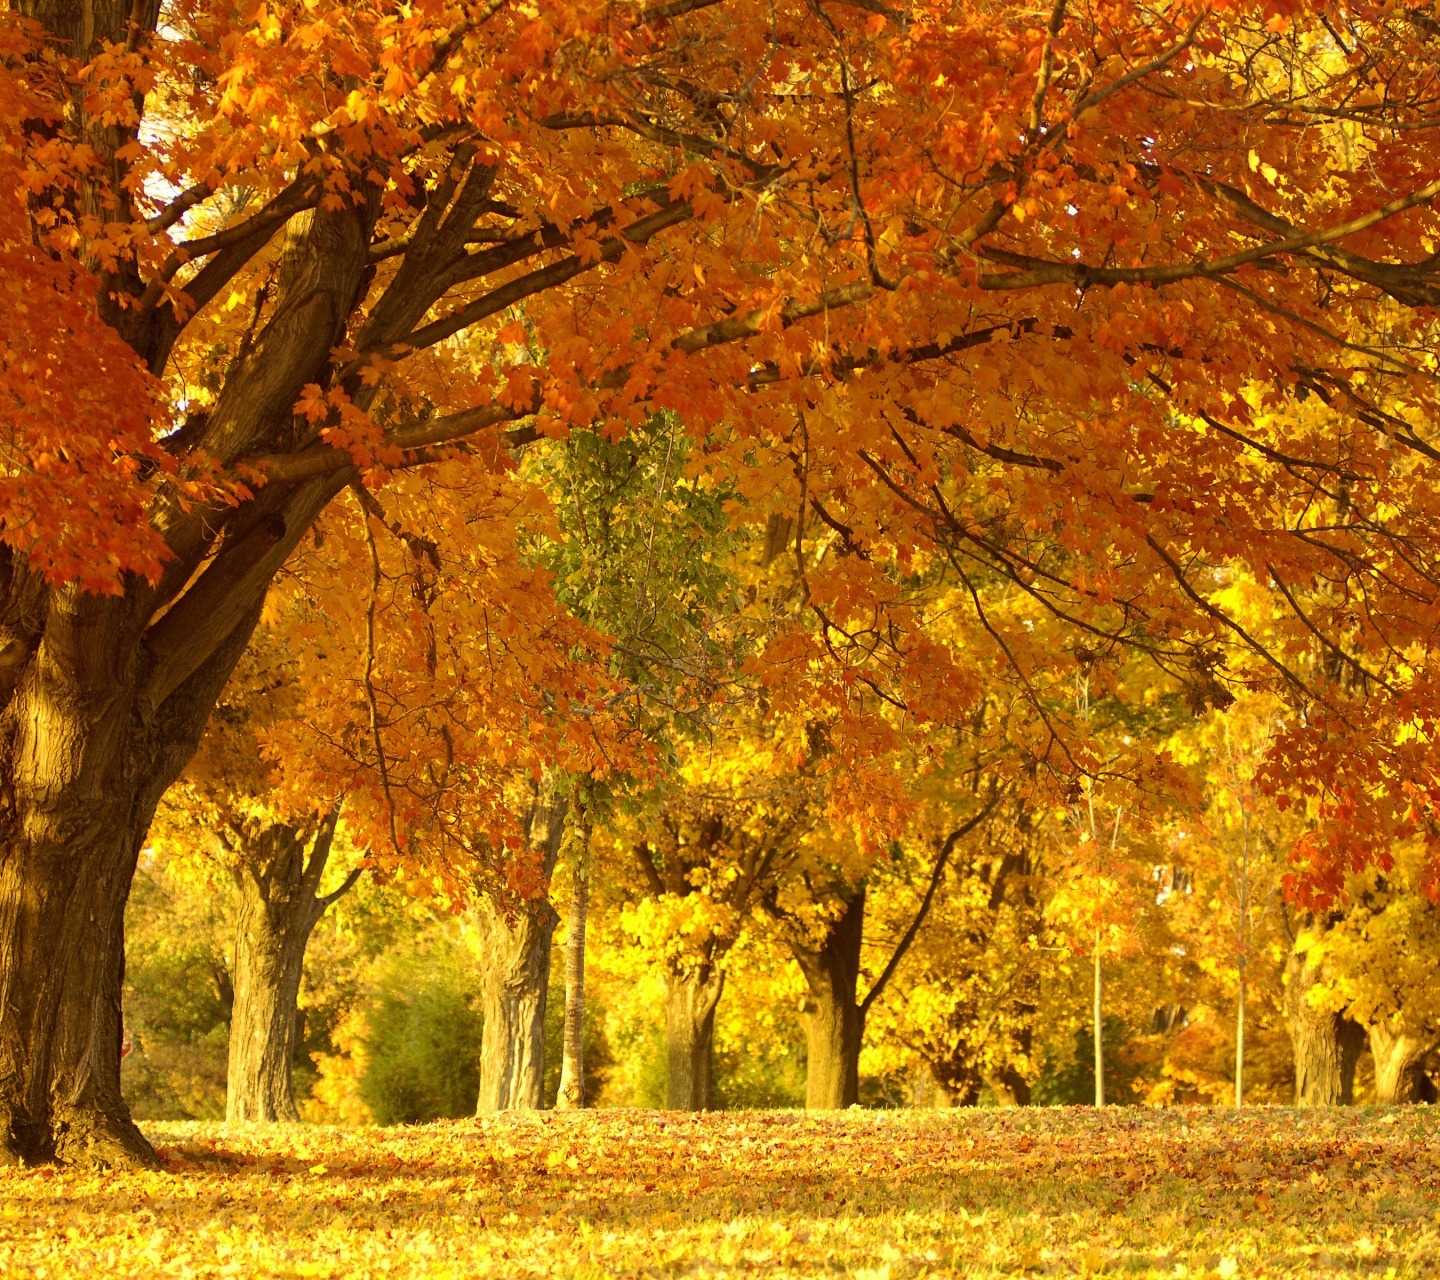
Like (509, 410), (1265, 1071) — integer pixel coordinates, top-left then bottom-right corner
(130, 422), (1440, 1126)
(125, 681), (1440, 1121)
(4, 0), (1440, 1164)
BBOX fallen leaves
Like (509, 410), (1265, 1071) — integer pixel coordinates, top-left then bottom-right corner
(2, 1109), (1439, 1277)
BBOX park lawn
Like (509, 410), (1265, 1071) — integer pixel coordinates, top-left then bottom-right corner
(1, 1108), (1437, 1278)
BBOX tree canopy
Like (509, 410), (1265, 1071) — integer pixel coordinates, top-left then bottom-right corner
(3, 0), (1440, 1167)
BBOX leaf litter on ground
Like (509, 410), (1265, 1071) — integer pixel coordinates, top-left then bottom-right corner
(2, 1107), (1439, 1277)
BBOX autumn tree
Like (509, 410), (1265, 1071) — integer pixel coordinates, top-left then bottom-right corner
(1304, 843), (1440, 1105)
(867, 796), (1047, 1106)
(150, 632), (364, 1124)
(151, 466), (609, 1121)
(613, 731), (819, 1110)
(762, 776), (999, 1110)
(520, 413), (749, 1109)
(6, 0), (1440, 1165)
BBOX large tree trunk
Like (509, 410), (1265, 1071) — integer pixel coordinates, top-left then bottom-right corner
(792, 886), (867, 1110)
(1369, 1020), (1437, 1105)
(226, 808), (357, 1122)
(1285, 940), (1365, 1105)
(0, 590), (268, 1167)
(554, 832), (590, 1111)
(2, 0), (378, 1162)
(475, 791), (567, 1113)
(664, 966), (724, 1111)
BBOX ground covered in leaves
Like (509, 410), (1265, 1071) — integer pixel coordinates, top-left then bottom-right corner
(3, 1108), (1438, 1277)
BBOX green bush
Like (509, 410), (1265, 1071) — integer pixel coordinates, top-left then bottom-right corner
(358, 926), (483, 1125)
(714, 1036), (807, 1110)
(1033, 1016), (1143, 1106)
(121, 856), (233, 1120)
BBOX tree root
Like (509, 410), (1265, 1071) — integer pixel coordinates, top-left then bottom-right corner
(50, 1106), (161, 1171)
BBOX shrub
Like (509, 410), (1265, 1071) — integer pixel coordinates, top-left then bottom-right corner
(358, 925), (484, 1125)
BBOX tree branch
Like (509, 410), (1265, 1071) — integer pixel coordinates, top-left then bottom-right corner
(860, 792), (1002, 1016)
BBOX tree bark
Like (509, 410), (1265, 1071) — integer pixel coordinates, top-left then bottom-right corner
(226, 808), (357, 1122)
(475, 791), (567, 1113)
(664, 966), (724, 1111)
(1369, 1020), (1436, 1105)
(554, 827), (590, 1111)
(0, 587), (269, 1167)
(793, 886), (867, 1110)
(1285, 941), (1366, 1105)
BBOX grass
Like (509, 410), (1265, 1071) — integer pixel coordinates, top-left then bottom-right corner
(2, 1107), (1438, 1277)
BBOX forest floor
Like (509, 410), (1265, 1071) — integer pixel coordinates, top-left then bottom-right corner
(2, 1107), (1437, 1277)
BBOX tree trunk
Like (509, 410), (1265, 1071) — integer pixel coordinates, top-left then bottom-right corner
(226, 808), (356, 1122)
(475, 791), (567, 1113)
(987, 1064), (1032, 1107)
(1285, 941), (1365, 1105)
(554, 835), (590, 1111)
(792, 886), (867, 1110)
(1235, 968), (1246, 1107)
(664, 966), (724, 1111)
(1369, 1020), (1437, 1105)
(1093, 930), (1105, 1108)
(0, 586), (269, 1168)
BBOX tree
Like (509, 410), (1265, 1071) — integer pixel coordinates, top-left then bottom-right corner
(1305, 843), (1440, 1105)
(473, 786), (568, 1112)
(148, 616), (368, 1124)
(765, 788), (998, 1109)
(1161, 692), (1296, 1107)
(526, 414), (754, 1111)
(616, 740), (816, 1110)
(6, 0), (1440, 1166)
(224, 808), (358, 1122)
(867, 798), (1047, 1106)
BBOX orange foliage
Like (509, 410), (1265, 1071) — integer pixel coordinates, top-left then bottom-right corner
(4, 0), (1440, 893)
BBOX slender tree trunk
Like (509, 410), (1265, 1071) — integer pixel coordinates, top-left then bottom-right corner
(792, 887), (867, 1110)
(1369, 1020), (1436, 1105)
(475, 791), (567, 1113)
(1093, 929), (1105, 1109)
(664, 966), (724, 1111)
(554, 833), (590, 1111)
(1235, 967), (1246, 1108)
(226, 809), (355, 1122)
(1285, 943), (1365, 1105)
